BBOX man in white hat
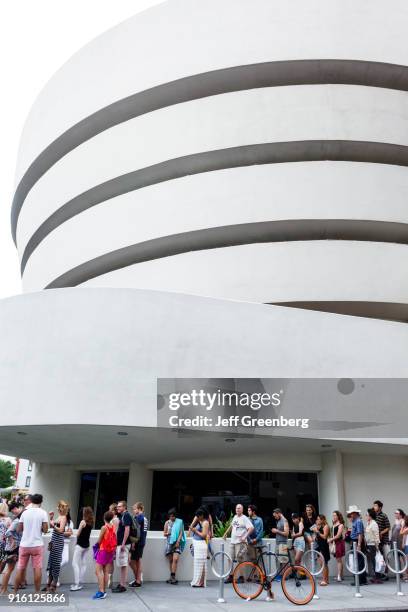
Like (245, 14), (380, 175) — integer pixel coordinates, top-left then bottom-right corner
(347, 505), (367, 585)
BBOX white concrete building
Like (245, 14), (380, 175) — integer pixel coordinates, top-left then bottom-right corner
(0, 0), (407, 534)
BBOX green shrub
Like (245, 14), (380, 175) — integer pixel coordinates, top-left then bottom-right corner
(213, 512), (234, 538)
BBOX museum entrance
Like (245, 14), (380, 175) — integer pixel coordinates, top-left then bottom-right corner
(77, 471), (129, 527)
(150, 471), (318, 531)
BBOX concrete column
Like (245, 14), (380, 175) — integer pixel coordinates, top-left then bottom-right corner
(127, 463), (153, 520)
(30, 462), (80, 523)
(318, 450), (345, 517)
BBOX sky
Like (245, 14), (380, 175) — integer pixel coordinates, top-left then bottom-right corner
(0, 0), (162, 302)
(0, 0), (162, 461)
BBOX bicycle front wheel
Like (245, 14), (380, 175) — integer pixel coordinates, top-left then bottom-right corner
(281, 564), (315, 605)
(233, 561), (265, 600)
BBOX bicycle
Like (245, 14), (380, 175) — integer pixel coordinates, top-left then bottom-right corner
(232, 544), (315, 605)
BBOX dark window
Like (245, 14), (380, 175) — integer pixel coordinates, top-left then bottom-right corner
(77, 471), (129, 528)
(150, 471), (318, 531)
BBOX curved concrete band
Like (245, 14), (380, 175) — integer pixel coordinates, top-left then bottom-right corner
(20, 139), (408, 273)
(12, 58), (408, 243)
(45, 218), (408, 289)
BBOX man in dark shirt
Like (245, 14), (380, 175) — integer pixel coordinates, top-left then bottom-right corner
(373, 500), (390, 580)
(112, 500), (133, 593)
(129, 501), (148, 588)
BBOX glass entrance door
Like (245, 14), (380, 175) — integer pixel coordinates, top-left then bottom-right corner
(77, 471), (129, 527)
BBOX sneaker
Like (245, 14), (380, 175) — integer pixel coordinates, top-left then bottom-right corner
(129, 581), (141, 588)
(274, 575), (282, 582)
(92, 591), (107, 600)
(70, 584), (83, 591)
(112, 585), (127, 593)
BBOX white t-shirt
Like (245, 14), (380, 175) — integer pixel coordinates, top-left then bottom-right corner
(231, 514), (253, 544)
(19, 507), (48, 548)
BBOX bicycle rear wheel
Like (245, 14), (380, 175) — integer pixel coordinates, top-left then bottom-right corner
(233, 561), (264, 600)
(281, 564), (315, 605)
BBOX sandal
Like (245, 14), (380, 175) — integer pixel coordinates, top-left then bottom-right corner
(319, 581), (328, 586)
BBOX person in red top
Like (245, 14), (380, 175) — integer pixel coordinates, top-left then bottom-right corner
(93, 511), (117, 600)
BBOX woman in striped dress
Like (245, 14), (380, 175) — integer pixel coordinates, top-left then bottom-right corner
(189, 508), (209, 588)
(45, 501), (69, 592)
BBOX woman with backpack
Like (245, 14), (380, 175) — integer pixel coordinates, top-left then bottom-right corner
(93, 511), (117, 600)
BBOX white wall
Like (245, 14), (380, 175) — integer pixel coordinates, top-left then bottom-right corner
(15, 0), (408, 181)
(318, 451), (345, 519)
(30, 463), (80, 523)
(22, 161), (408, 289)
(127, 463), (153, 519)
(18, 83), (408, 268)
(0, 288), (407, 436)
(343, 453), (408, 517)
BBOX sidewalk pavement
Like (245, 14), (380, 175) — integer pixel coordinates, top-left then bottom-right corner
(2, 578), (408, 611)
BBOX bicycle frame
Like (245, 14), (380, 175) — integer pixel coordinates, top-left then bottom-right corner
(255, 545), (294, 584)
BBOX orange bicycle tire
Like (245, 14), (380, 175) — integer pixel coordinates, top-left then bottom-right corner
(281, 564), (315, 605)
(232, 561), (265, 600)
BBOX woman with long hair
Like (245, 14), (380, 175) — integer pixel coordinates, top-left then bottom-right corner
(44, 500), (69, 592)
(312, 514), (330, 586)
(59, 508), (73, 586)
(107, 503), (119, 589)
(189, 508), (209, 588)
(328, 511), (345, 581)
(93, 511), (117, 600)
(291, 513), (305, 565)
(302, 504), (317, 548)
(70, 506), (94, 591)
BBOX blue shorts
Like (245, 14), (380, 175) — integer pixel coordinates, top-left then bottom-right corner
(294, 539), (305, 552)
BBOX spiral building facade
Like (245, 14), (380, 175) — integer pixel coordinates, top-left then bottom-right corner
(1, 0), (408, 536)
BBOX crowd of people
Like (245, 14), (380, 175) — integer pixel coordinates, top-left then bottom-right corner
(0, 493), (407, 600)
(0, 494), (147, 601)
(160, 499), (408, 589)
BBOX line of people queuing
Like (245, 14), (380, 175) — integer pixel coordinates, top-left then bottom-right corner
(0, 494), (148, 601)
(161, 499), (408, 588)
(1, 494), (408, 597)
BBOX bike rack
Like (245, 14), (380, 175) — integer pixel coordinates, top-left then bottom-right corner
(211, 542), (232, 603)
(385, 541), (407, 597)
(302, 548), (324, 600)
(346, 542), (368, 598)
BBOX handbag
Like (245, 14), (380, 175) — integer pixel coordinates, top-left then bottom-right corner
(375, 550), (386, 574)
(92, 543), (100, 560)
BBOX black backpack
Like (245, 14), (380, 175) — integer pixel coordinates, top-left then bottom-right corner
(129, 514), (141, 544)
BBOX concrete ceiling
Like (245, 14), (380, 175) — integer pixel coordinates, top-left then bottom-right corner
(0, 424), (407, 465)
